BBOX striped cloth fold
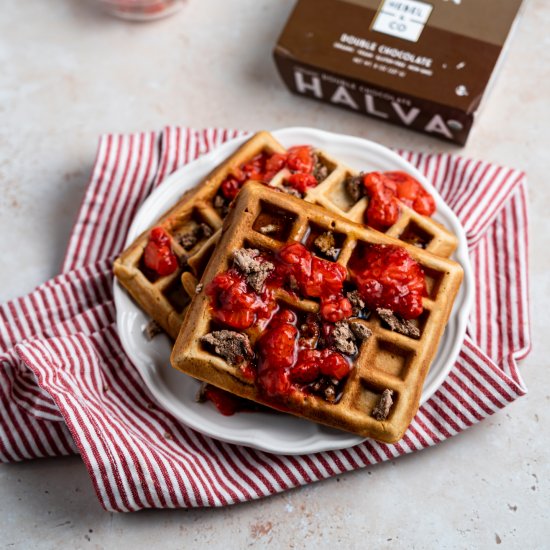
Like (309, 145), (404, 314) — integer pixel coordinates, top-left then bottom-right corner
(0, 128), (531, 511)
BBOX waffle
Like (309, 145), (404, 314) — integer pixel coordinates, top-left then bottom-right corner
(114, 131), (458, 341)
(113, 132), (287, 339)
(170, 182), (463, 443)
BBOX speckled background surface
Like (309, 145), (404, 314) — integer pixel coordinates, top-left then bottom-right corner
(0, 0), (548, 548)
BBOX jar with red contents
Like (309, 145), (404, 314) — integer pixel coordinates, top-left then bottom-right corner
(95, 0), (185, 21)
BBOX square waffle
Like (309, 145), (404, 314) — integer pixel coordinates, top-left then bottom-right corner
(170, 182), (464, 443)
(114, 131), (457, 340)
(114, 132), (287, 339)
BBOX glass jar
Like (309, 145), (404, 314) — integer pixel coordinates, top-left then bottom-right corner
(97, 0), (185, 21)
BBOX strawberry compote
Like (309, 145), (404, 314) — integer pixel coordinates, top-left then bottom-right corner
(218, 145), (323, 202)
(350, 244), (427, 319)
(255, 308), (351, 401)
(384, 171), (436, 216)
(205, 244), (355, 404)
(274, 242), (352, 322)
(220, 151), (279, 200)
(143, 227), (178, 276)
(284, 146), (320, 194)
(362, 171), (436, 231)
(204, 239), (427, 411)
(202, 385), (246, 416)
(206, 269), (277, 330)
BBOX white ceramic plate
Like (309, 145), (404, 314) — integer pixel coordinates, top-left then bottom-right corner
(114, 127), (474, 455)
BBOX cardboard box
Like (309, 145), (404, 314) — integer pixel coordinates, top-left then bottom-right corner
(274, 0), (523, 145)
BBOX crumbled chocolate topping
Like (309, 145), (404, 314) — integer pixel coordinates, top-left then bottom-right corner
(199, 223), (213, 239)
(312, 153), (329, 182)
(372, 389), (394, 421)
(281, 185), (303, 198)
(214, 194), (230, 217)
(179, 231), (198, 250)
(310, 379), (323, 392)
(330, 321), (358, 356)
(344, 174), (365, 204)
(143, 319), (163, 340)
(376, 308), (421, 339)
(233, 248), (260, 270)
(403, 232), (429, 249)
(259, 224), (280, 235)
(201, 330), (253, 366)
(324, 384), (336, 403)
(309, 376), (339, 403)
(233, 248), (275, 293)
(347, 290), (366, 316)
(314, 232), (338, 260)
(179, 223), (213, 250)
(195, 283), (203, 294)
(195, 382), (207, 402)
(299, 314), (320, 349)
(348, 321), (373, 342)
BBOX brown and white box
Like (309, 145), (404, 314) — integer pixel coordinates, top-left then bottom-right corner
(274, 0), (524, 144)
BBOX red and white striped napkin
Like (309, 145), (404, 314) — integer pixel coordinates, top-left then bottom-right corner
(0, 128), (531, 511)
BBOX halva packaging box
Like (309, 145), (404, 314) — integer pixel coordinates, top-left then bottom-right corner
(274, 0), (523, 144)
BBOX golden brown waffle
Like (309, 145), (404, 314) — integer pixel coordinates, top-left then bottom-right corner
(114, 131), (457, 340)
(113, 132), (287, 339)
(170, 182), (464, 443)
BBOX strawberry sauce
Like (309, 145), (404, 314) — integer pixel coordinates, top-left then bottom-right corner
(143, 227), (178, 276)
(205, 242), (356, 403)
(362, 171), (436, 231)
(205, 241), (426, 409)
(350, 244), (427, 319)
(206, 269), (277, 330)
(218, 145), (323, 201)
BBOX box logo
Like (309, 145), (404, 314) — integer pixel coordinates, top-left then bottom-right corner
(372, 0), (433, 42)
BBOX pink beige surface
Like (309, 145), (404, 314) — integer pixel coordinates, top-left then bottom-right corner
(0, 0), (548, 547)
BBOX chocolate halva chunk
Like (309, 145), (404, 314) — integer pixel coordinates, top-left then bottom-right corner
(214, 194), (230, 217)
(314, 231), (338, 260)
(143, 319), (163, 340)
(331, 321), (358, 356)
(330, 320), (372, 355)
(348, 321), (373, 342)
(376, 308), (420, 339)
(372, 389), (394, 421)
(201, 330), (253, 366)
(310, 377), (338, 403)
(299, 313), (320, 349)
(179, 231), (198, 250)
(344, 174), (365, 204)
(199, 223), (213, 238)
(233, 248), (275, 293)
(179, 223), (213, 250)
(312, 152), (329, 182)
(281, 185), (302, 198)
(347, 290), (366, 316)
(324, 384), (336, 403)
